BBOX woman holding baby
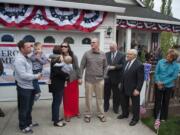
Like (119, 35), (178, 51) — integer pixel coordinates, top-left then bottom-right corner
(49, 45), (68, 127)
(60, 42), (81, 122)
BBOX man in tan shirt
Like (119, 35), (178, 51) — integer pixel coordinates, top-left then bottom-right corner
(80, 37), (107, 123)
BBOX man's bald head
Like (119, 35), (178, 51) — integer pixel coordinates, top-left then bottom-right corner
(91, 37), (100, 52)
(109, 41), (117, 52)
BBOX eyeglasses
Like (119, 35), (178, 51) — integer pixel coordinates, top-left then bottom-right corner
(61, 45), (68, 48)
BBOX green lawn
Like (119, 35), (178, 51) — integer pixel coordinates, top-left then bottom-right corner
(141, 116), (180, 135)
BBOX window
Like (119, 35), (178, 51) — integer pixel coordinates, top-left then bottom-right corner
(82, 38), (91, 44)
(64, 37), (74, 44)
(44, 36), (55, 43)
(1, 34), (14, 42)
(23, 35), (35, 42)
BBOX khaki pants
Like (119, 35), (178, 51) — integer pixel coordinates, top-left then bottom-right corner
(84, 80), (104, 117)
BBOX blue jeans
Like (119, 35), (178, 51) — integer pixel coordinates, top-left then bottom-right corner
(17, 85), (35, 129)
(33, 69), (42, 94)
(51, 90), (64, 123)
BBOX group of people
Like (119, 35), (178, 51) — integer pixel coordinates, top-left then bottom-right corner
(11, 37), (180, 134)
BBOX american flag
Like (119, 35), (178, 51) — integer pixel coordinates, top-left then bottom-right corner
(154, 118), (161, 130)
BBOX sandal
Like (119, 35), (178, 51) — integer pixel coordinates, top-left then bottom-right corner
(97, 115), (106, 122)
(65, 117), (71, 122)
(84, 116), (91, 123)
(54, 121), (66, 127)
(76, 114), (81, 118)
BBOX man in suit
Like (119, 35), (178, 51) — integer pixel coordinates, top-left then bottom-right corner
(117, 49), (144, 126)
(104, 42), (125, 113)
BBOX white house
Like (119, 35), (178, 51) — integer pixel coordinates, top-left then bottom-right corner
(0, 0), (180, 101)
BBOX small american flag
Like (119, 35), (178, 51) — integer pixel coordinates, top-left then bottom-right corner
(154, 118), (161, 130)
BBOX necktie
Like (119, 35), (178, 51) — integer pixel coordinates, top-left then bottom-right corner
(125, 61), (131, 71)
(111, 52), (115, 62)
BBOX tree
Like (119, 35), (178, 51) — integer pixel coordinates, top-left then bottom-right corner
(161, 0), (173, 16)
(166, 0), (172, 16)
(143, 0), (154, 9)
(160, 0), (174, 56)
(160, 0), (167, 14)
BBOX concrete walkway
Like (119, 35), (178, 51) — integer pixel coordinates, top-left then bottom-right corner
(0, 99), (155, 135)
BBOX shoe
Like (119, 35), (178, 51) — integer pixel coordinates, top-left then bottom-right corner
(0, 109), (5, 117)
(64, 117), (71, 122)
(34, 93), (41, 101)
(129, 120), (138, 126)
(29, 122), (39, 128)
(117, 114), (128, 119)
(54, 121), (66, 127)
(21, 127), (33, 134)
(97, 115), (106, 122)
(161, 119), (166, 122)
(76, 114), (81, 118)
(84, 116), (91, 123)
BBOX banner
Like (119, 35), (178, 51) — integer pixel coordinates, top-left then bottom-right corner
(0, 44), (54, 85)
(117, 19), (180, 33)
(0, 4), (107, 32)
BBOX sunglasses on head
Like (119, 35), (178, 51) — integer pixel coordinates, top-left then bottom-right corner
(61, 45), (68, 48)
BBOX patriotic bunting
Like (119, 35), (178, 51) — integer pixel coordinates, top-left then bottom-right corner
(117, 19), (180, 33)
(78, 10), (107, 32)
(0, 4), (106, 32)
(0, 4), (36, 27)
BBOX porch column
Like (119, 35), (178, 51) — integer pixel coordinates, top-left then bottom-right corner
(125, 28), (132, 52)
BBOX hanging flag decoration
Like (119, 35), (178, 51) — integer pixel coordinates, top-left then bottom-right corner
(78, 10), (107, 32)
(44, 7), (83, 30)
(0, 3), (106, 32)
(0, 4), (36, 27)
(28, 7), (50, 30)
(117, 19), (180, 33)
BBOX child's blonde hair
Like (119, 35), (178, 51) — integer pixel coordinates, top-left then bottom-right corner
(34, 42), (42, 48)
(64, 56), (72, 64)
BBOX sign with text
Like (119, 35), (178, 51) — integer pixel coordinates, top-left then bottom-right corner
(0, 44), (54, 85)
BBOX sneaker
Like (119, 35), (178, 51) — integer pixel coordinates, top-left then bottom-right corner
(34, 93), (41, 101)
(29, 122), (39, 128)
(21, 127), (33, 134)
(161, 119), (166, 122)
(0, 109), (5, 117)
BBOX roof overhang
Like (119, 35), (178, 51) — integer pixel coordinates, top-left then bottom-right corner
(0, 0), (126, 13)
(116, 15), (180, 25)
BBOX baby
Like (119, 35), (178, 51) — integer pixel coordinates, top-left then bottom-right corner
(54, 55), (73, 87)
(30, 42), (48, 101)
(53, 55), (73, 75)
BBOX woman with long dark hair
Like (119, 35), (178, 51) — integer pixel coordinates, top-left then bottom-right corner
(60, 42), (81, 122)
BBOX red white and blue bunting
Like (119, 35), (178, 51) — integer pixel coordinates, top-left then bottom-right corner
(79, 10), (107, 32)
(0, 4), (107, 32)
(117, 19), (180, 33)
